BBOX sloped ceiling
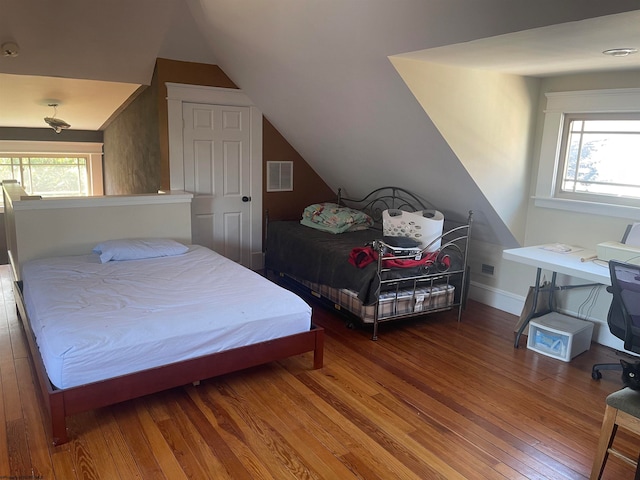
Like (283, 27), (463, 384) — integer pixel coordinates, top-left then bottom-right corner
(1, 0), (640, 246)
(0, 0), (218, 130)
(185, 0), (640, 246)
(388, 11), (640, 245)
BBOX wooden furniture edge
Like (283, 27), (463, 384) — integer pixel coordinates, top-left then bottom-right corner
(14, 280), (324, 445)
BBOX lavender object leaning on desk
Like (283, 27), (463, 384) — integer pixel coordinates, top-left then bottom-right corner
(503, 245), (610, 348)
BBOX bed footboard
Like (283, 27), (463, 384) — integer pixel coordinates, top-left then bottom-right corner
(14, 281), (323, 446)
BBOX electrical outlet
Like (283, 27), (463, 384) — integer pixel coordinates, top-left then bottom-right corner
(481, 263), (495, 276)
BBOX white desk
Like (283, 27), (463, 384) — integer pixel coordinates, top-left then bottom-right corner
(503, 245), (610, 348)
(503, 246), (610, 286)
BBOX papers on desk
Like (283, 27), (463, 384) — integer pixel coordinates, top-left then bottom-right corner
(503, 245), (610, 286)
(540, 244), (598, 262)
(540, 243), (583, 254)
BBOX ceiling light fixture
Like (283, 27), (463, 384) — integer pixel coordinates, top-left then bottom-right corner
(602, 47), (638, 57)
(1, 42), (19, 57)
(44, 103), (71, 134)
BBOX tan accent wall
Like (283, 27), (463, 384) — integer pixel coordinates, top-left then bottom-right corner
(263, 119), (334, 221)
(103, 83), (160, 195)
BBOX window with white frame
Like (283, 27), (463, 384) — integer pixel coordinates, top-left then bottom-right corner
(0, 155), (89, 197)
(0, 141), (103, 208)
(557, 113), (640, 204)
(535, 88), (640, 219)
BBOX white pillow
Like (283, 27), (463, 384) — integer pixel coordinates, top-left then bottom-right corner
(93, 238), (189, 263)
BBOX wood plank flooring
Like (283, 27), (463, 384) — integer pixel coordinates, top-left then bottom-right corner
(0, 263), (637, 479)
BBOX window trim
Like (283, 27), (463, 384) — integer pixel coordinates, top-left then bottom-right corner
(0, 140), (103, 197)
(555, 112), (640, 206)
(534, 88), (640, 220)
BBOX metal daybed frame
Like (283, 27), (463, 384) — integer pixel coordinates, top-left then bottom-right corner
(268, 186), (472, 340)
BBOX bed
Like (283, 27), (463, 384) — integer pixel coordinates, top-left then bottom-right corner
(265, 186), (472, 340)
(4, 183), (323, 446)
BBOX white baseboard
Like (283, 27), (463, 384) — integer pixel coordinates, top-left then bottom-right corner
(467, 280), (625, 350)
(468, 281), (524, 316)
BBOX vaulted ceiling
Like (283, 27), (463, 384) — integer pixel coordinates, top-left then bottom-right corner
(1, 0), (639, 246)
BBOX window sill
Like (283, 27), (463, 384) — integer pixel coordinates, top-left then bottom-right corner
(533, 196), (640, 220)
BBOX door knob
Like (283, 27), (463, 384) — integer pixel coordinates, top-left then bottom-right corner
(242, 196), (251, 202)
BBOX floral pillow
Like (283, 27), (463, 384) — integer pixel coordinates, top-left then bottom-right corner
(300, 203), (373, 234)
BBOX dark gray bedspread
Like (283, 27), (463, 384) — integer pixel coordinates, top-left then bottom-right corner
(265, 221), (381, 304)
(265, 221), (464, 306)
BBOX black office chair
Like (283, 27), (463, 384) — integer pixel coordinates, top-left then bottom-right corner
(592, 260), (640, 380)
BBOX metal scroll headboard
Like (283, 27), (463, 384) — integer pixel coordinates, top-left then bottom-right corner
(336, 186), (437, 225)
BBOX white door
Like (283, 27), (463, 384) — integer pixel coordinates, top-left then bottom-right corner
(183, 102), (252, 265)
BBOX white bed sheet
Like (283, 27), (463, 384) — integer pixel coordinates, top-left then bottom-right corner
(21, 245), (312, 389)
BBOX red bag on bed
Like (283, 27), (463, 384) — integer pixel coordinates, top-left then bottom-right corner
(381, 251), (447, 268)
(349, 246), (379, 268)
(349, 247), (451, 270)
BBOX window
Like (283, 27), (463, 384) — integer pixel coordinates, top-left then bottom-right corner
(535, 88), (640, 219)
(0, 155), (89, 197)
(556, 114), (640, 205)
(0, 141), (103, 208)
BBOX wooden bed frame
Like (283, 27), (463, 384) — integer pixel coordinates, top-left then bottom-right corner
(15, 281), (324, 445)
(3, 183), (323, 445)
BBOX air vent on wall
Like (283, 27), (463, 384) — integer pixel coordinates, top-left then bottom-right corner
(267, 161), (293, 192)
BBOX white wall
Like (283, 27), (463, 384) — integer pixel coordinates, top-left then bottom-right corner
(3, 182), (193, 280)
(389, 58), (541, 246)
(470, 70), (640, 349)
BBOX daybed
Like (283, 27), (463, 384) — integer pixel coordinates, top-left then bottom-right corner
(265, 186), (472, 340)
(4, 183), (323, 446)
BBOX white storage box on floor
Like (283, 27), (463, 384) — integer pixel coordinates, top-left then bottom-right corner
(527, 312), (594, 362)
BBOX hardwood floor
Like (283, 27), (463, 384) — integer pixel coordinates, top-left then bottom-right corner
(0, 263), (637, 479)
